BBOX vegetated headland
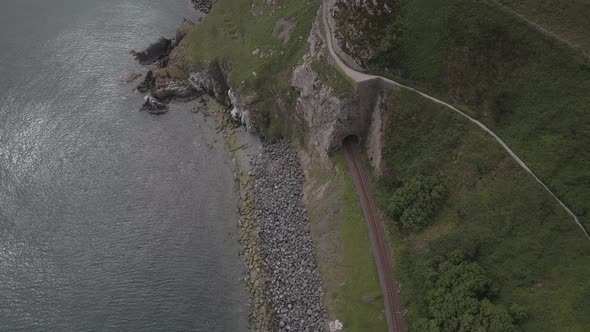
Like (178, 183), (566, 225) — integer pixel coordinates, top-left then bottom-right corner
(129, 0), (590, 331)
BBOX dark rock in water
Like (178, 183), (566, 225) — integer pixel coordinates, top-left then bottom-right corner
(140, 95), (168, 114)
(130, 37), (172, 65)
(132, 18), (216, 114)
(192, 0), (214, 14)
(136, 70), (154, 93)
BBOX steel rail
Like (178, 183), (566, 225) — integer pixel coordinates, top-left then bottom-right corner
(344, 143), (406, 332)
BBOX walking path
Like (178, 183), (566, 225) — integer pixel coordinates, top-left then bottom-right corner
(321, 1), (590, 239)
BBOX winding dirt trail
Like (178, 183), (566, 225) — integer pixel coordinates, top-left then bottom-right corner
(343, 142), (405, 332)
(321, 1), (589, 239)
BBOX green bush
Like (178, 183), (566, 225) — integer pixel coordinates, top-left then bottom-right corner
(387, 175), (447, 231)
(509, 304), (529, 323)
(414, 250), (524, 332)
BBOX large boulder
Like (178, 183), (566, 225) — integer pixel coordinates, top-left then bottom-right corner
(130, 37), (172, 65)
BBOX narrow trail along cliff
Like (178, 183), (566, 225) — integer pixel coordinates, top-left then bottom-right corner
(343, 140), (405, 332)
(321, 1), (590, 239)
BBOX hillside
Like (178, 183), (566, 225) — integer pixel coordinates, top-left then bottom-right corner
(181, 0), (320, 137)
(174, 0), (590, 330)
(379, 89), (590, 331)
(328, 0), (590, 330)
(496, 0), (590, 52)
(339, 0), (590, 230)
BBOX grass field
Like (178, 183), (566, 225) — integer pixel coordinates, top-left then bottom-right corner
(369, 0), (590, 231)
(181, 0), (320, 138)
(377, 89), (590, 331)
(496, 0), (590, 52)
(310, 61), (355, 98)
(306, 155), (387, 332)
(183, 0), (319, 85)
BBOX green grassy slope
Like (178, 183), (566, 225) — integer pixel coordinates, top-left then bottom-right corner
(307, 155), (387, 331)
(496, 0), (590, 52)
(378, 89), (590, 331)
(183, 0), (319, 85)
(310, 61), (355, 98)
(181, 0), (319, 138)
(334, 154), (387, 331)
(370, 0), (590, 230)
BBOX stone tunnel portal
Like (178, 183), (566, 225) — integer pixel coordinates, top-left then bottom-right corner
(342, 133), (361, 147)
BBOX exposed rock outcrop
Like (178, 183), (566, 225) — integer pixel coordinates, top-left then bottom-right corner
(227, 88), (258, 133)
(330, 0), (394, 68)
(133, 19), (198, 114)
(366, 91), (386, 175)
(132, 19), (261, 130)
(290, 11), (384, 165)
(130, 37), (172, 65)
(187, 60), (230, 103)
(140, 95), (168, 114)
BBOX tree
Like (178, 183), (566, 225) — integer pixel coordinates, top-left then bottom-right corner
(387, 175), (448, 231)
(411, 250), (526, 332)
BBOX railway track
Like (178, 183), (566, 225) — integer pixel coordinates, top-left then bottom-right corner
(343, 142), (405, 332)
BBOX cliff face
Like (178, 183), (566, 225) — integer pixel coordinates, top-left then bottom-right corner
(134, 18), (264, 134)
(138, 5), (388, 169)
(290, 12), (385, 167)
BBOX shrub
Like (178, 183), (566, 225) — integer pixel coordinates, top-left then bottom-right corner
(509, 304), (529, 323)
(413, 250), (525, 332)
(387, 175), (448, 231)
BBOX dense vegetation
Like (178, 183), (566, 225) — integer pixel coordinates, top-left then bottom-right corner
(378, 89), (590, 331)
(409, 250), (526, 332)
(386, 175), (447, 232)
(369, 0), (590, 230)
(181, 0), (320, 138)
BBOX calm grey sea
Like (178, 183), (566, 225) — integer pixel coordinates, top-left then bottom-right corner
(0, 0), (249, 330)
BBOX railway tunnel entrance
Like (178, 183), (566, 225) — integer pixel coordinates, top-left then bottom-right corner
(342, 133), (361, 147)
(341, 131), (406, 332)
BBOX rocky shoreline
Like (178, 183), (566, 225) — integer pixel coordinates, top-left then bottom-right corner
(252, 142), (327, 331)
(131, 12), (328, 331)
(207, 105), (327, 332)
(129, 19), (258, 133)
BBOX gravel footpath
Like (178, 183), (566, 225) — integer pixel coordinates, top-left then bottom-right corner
(253, 141), (327, 331)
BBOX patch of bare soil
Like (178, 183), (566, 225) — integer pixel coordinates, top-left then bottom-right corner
(273, 18), (296, 45)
